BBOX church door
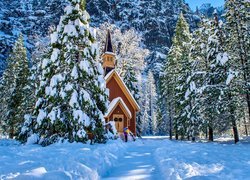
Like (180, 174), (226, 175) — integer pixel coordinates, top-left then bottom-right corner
(113, 115), (124, 133)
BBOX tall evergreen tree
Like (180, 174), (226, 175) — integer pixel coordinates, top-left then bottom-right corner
(156, 73), (170, 136)
(189, 12), (241, 143)
(225, 0), (250, 123)
(205, 11), (240, 142)
(140, 74), (150, 135)
(139, 71), (158, 135)
(181, 60), (203, 141)
(0, 34), (30, 138)
(162, 12), (192, 140)
(22, 0), (109, 146)
(189, 18), (211, 140)
(147, 71), (158, 135)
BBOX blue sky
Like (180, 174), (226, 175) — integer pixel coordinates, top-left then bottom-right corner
(185, 0), (225, 10)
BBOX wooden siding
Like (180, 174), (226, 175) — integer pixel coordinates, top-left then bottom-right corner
(107, 76), (136, 135)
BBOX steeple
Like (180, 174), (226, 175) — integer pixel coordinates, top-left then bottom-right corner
(102, 30), (116, 75)
(104, 30), (113, 53)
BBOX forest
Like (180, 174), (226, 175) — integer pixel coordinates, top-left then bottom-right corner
(0, 0), (249, 145)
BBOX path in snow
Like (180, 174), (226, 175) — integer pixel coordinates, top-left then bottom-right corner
(102, 138), (164, 180)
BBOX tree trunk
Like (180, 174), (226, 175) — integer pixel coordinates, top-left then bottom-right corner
(192, 136), (195, 142)
(228, 93), (240, 143)
(232, 119), (239, 144)
(244, 116), (248, 136)
(175, 130), (178, 140)
(9, 127), (14, 139)
(246, 93), (250, 125)
(169, 116), (173, 140)
(174, 106), (178, 140)
(245, 124), (248, 136)
(245, 124), (248, 137)
(208, 126), (213, 141)
(205, 127), (208, 139)
(168, 100), (173, 140)
(234, 13), (250, 124)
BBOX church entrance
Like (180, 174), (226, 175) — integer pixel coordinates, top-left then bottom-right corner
(113, 114), (124, 133)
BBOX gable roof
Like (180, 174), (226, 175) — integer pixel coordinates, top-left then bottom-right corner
(105, 70), (140, 111)
(104, 97), (132, 119)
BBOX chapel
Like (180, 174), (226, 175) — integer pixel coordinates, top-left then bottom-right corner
(103, 30), (140, 135)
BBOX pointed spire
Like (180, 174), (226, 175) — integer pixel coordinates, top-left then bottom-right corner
(102, 30), (116, 75)
(104, 30), (113, 53)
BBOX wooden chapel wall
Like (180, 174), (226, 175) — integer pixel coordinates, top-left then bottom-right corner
(106, 77), (136, 135)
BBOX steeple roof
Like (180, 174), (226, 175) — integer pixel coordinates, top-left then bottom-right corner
(104, 30), (113, 53)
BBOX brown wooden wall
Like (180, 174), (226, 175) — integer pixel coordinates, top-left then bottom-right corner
(106, 77), (136, 135)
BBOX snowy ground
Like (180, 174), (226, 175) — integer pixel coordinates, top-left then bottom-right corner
(0, 139), (127, 179)
(0, 137), (250, 180)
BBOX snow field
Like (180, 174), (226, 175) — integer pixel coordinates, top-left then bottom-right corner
(1, 138), (250, 179)
(154, 140), (250, 179)
(0, 139), (127, 179)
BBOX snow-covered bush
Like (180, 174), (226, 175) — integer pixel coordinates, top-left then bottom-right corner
(105, 121), (118, 140)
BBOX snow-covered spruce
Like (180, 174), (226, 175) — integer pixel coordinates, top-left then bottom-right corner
(22, 0), (109, 146)
(139, 71), (158, 135)
(186, 11), (242, 143)
(224, 0), (250, 125)
(0, 34), (30, 138)
(162, 12), (193, 140)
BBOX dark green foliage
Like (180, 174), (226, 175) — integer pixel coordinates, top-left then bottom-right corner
(0, 34), (30, 138)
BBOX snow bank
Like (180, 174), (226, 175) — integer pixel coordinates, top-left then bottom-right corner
(0, 140), (127, 179)
(154, 140), (250, 179)
(2, 138), (250, 179)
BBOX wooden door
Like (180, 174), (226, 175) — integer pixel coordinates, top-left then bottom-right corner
(113, 115), (124, 133)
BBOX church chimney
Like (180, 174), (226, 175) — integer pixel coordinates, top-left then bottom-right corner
(102, 30), (116, 75)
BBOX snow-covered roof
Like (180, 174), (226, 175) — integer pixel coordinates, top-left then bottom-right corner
(102, 52), (116, 56)
(104, 97), (132, 119)
(105, 70), (140, 111)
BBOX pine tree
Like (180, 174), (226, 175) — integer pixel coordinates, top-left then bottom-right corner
(154, 101), (167, 135)
(138, 71), (158, 135)
(204, 12), (231, 142)
(135, 73), (144, 136)
(140, 74), (150, 135)
(189, 12), (241, 143)
(162, 12), (192, 140)
(147, 71), (158, 135)
(188, 18), (211, 140)
(123, 66), (140, 102)
(156, 75), (169, 136)
(0, 34), (30, 138)
(22, 0), (109, 146)
(225, 0), (250, 124)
